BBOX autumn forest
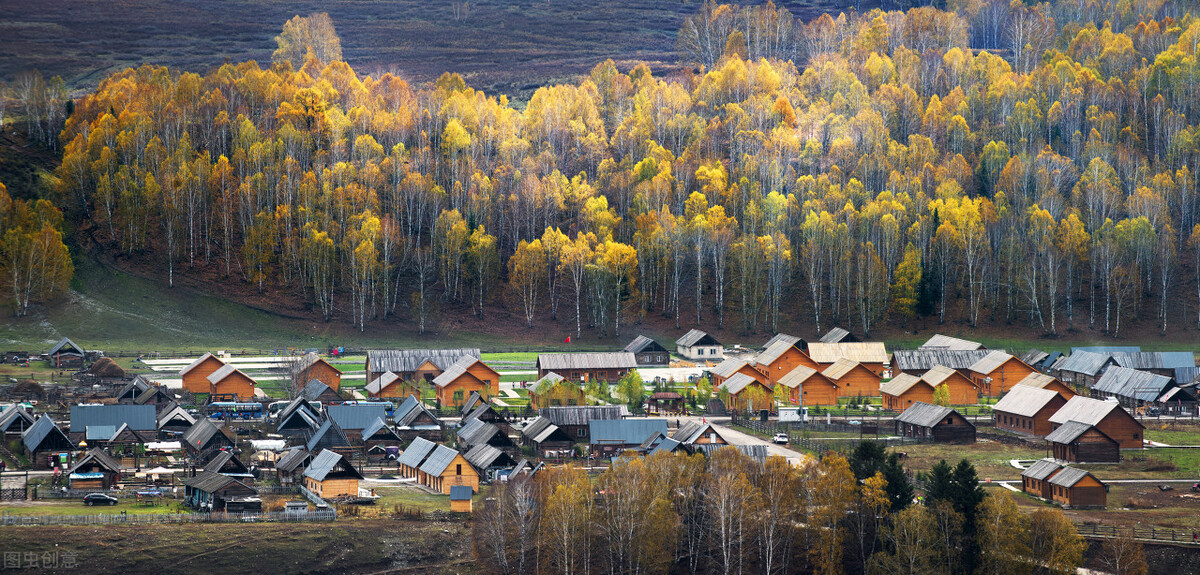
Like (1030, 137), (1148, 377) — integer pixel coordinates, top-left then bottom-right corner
(10, 0), (1200, 339)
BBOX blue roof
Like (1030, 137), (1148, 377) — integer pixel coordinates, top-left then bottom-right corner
(70, 405), (156, 432)
(326, 404), (388, 430)
(85, 426), (117, 440)
(23, 415), (70, 453)
(449, 485), (473, 501)
(588, 419), (669, 446)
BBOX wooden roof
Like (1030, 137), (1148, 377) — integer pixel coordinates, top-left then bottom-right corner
(537, 352), (636, 371)
(805, 342), (887, 364)
(992, 385), (1061, 417)
(677, 329), (719, 347)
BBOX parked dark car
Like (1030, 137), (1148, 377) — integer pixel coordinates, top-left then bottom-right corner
(83, 493), (118, 506)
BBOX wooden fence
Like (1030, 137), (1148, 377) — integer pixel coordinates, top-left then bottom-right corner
(0, 509), (337, 526)
(1075, 523), (1200, 546)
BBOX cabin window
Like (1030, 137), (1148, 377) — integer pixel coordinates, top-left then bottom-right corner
(578, 429), (586, 437)
(456, 464), (462, 475)
(454, 390), (464, 402)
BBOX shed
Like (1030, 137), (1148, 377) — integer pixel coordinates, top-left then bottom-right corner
(305, 419), (353, 452)
(294, 353), (342, 391)
(365, 348), (481, 385)
(776, 365), (838, 406)
(1048, 466), (1107, 508)
(536, 352), (637, 383)
(70, 404), (156, 433)
(1049, 396), (1143, 449)
(22, 415), (72, 468)
(1020, 459), (1062, 499)
(624, 335), (670, 366)
(115, 377), (154, 403)
(676, 329), (723, 361)
(1045, 420), (1120, 463)
(419, 444), (479, 494)
(762, 333), (804, 350)
(68, 448), (122, 489)
(1054, 351), (1115, 388)
(894, 402), (975, 444)
(275, 398), (321, 437)
(647, 391), (684, 414)
(155, 402), (196, 440)
(361, 417), (403, 446)
(589, 419), (669, 457)
(179, 353), (227, 394)
(456, 418), (518, 453)
(183, 470), (259, 512)
(433, 356), (500, 407)
(133, 385), (175, 408)
(203, 450), (254, 480)
(1091, 367), (1176, 409)
(463, 443), (517, 479)
(303, 449), (364, 500)
(992, 386), (1066, 436)
(461, 402), (515, 437)
(968, 351), (1036, 396)
(821, 358), (880, 398)
(449, 484), (474, 512)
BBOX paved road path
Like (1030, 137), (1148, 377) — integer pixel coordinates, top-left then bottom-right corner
(673, 416), (812, 466)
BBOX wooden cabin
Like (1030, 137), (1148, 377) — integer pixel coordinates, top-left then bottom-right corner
(967, 351), (1037, 396)
(433, 356), (501, 407)
(275, 447), (312, 486)
(449, 484), (474, 512)
(805, 342), (888, 375)
(396, 437), (437, 480)
(992, 385), (1066, 436)
(720, 373), (775, 413)
(365, 372), (417, 399)
(755, 339), (820, 386)
(589, 419), (669, 457)
(463, 444), (517, 481)
(206, 364), (256, 400)
(520, 416), (574, 458)
(894, 402), (976, 444)
(1020, 459), (1062, 500)
(0, 406), (35, 439)
(303, 449), (364, 500)
(1045, 421), (1121, 463)
(535, 352), (637, 384)
(184, 471), (260, 512)
(22, 416), (72, 469)
(671, 421), (728, 446)
(393, 395), (445, 442)
(529, 372), (588, 409)
(776, 365), (838, 406)
(419, 444), (479, 494)
(156, 402), (196, 440)
(300, 380), (342, 404)
(180, 353), (227, 394)
(540, 406), (622, 441)
(920, 365), (979, 405)
(294, 352), (342, 391)
(821, 358), (881, 398)
(47, 338), (85, 369)
(456, 418), (518, 455)
(365, 348), (481, 386)
(1053, 351), (1115, 389)
(623, 335), (670, 366)
(1049, 396), (1144, 449)
(181, 418), (233, 460)
(68, 449), (122, 489)
(1013, 372), (1077, 400)
(1048, 467), (1107, 508)
(709, 358), (769, 388)
(892, 349), (990, 376)
(880, 374), (933, 411)
(676, 329), (723, 361)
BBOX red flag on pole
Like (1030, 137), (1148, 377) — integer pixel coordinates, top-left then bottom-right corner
(565, 336), (571, 343)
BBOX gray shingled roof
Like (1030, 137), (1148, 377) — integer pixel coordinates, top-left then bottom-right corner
(1110, 352), (1194, 370)
(304, 448), (364, 481)
(1044, 420), (1103, 444)
(922, 365), (969, 387)
(720, 373), (762, 394)
(47, 337), (85, 356)
(365, 372), (402, 395)
(968, 351), (1018, 374)
(116, 377), (153, 400)
(456, 418), (502, 448)
(763, 333), (803, 349)
(1048, 466), (1095, 488)
(396, 437), (437, 468)
(822, 358), (866, 380)
(806, 342), (888, 364)
(1014, 372), (1064, 391)
(649, 437), (683, 455)
(23, 415), (69, 453)
(776, 365), (822, 389)
(1021, 459), (1063, 480)
(588, 419), (668, 445)
(203, 450), (251, 475)
(892, 349), (990, 371)
(368, 349), (480, 374)
(1049, 396), (1134, 427)
(757, 340), (802, 366)
(711, 358), (751, 379)
(275, 447), (311, 473)
(361, 417), (400, 442)
(449, 485), (473, 501)
(327, 404), (388, 431)
(819, 327), (854, 343)
(1021, 349), (1050, 367)
(301, 380), (338, 401)
(419, 444), (462, 476)
(624, 335), (667, 354)
(69, 448), (121, 474)
(895, 402), (961, 428)
(677, 329), (718, 347)
(537, 352), (637, 371)
(395, 395), (440, 428)
(179, 353), (222, 376)
(1054, 351), (1114, 377)
(0, 406), (34, 432)
(305, 418), (352, 451)
(671, 421), (725, 444)
(993, 386), (1061, 417)
(182, 418), (226, 449)
(70, 404), (156, 432)
(541, 406), (622, 426)
(1093, 367), (1175, 402)
(464, 444), (515, 470)
(920, 334), (983, 350)
(432, 356), (490, 388)
(521, 416), (569, 443)
(880, 373), (927, 396)
(184, 470), (252, 493)
(206, 363), (251, 385)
